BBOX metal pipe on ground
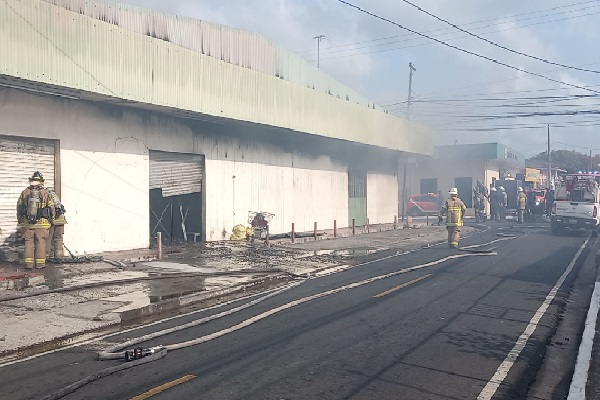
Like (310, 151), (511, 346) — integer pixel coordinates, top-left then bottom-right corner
(291, 223), (295, 243)
(157, 232), (162, 260)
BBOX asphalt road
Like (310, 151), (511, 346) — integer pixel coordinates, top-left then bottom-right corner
(0, 223), (596, 400)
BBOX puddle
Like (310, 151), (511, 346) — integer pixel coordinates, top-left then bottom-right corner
(140, 261), (215, 274)
(296, 248), (382, 258)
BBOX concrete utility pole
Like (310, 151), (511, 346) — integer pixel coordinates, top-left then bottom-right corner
(401, 62), (417, 222)
(547, 124), (551, 187)
(314, 35), (325, 68)
(406, 62), (417, 120)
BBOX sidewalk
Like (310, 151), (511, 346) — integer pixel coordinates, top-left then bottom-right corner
(0, 221), (461, 362)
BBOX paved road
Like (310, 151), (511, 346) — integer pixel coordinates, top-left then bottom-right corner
(0, 223), (596, 400)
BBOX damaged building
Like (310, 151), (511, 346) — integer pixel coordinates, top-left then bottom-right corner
(0, 0), (432, 257)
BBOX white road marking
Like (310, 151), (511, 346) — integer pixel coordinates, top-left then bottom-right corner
(146, 253), (495, 353)
(477, 238), (589, 400)
(567, 281), (600, 400)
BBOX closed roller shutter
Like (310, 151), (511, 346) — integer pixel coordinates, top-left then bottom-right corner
(0, 136), (56, 250)
(149, 150), (203, 197)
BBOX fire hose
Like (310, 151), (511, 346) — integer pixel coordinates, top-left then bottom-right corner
(39, 280), (306, 400)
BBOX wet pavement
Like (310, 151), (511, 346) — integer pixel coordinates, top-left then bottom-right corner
(0, 221), (462, 361)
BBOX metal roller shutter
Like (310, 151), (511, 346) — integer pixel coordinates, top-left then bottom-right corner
(0, 136), (56, 250)
(149, 150), (203, 197)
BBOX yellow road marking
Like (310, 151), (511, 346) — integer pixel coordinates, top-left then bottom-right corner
(130, 374), (196, 400)
(373, 274), (433, 298)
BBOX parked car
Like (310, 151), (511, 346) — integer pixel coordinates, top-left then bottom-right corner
(407, 193), (441, 216)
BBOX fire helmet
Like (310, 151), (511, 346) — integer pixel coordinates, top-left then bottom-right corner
(29, 171), (44, 182)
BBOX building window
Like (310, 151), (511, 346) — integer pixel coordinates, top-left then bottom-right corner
(420, 178), (438, 194)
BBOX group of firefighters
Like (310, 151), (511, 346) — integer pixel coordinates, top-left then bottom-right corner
(438, 183), (555, 249)
(16, 171), (67, 269)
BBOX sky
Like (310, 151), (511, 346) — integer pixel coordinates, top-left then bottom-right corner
(118, 0), (600, 158)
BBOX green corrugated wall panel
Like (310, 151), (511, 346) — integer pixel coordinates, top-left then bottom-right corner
(0, 0), (432, 156)
(349, 197), (367, 227)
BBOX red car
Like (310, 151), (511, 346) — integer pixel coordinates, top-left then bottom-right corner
(407, 193), (441, 216)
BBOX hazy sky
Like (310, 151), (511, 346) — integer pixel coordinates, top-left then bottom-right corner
(118, 0), (600, 157)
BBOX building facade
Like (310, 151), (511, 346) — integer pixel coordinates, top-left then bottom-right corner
(0, 0), (432, 258)
(408, 143), (525, 210)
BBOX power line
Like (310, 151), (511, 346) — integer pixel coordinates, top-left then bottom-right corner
(398, 0), (600, 74)
(337, 0), (599, 94)
(298, 0), (600, 55)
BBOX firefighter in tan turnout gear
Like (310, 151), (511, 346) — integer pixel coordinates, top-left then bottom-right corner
(46, 188), (67, 259)
(439, 187), (467, 248)
(16, 172), (55, 269)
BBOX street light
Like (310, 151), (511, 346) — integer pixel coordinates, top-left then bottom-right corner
(314, 35), (326, 68)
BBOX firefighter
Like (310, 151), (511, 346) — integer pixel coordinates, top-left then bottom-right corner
(489, 187), (499, 222)
(438, 187), (467, 249)
(45, 188), (67, 259)
(498, 186), (508, 221)
(16, 171), (55, 269)
(517, 187), (527, 224)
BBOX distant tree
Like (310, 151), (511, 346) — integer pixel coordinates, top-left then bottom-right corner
(530, 149), (598, 173)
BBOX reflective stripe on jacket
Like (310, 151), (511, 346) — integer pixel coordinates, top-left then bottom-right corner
(439, 196), (467, 226)
(16, 187), (55, 229)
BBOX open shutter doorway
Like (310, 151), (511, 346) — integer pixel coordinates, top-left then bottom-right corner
(149, 150), (205, 244)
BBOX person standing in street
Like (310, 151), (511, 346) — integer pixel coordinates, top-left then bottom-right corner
(16, 171), (55, 269)
(498, 186), (508, 222)
(439, 187), (467, 249)
(46, 188), (67, 259)
(489, 187), (499, 222)
(517, 187), (527, 224)
(545, 184), (555, 218)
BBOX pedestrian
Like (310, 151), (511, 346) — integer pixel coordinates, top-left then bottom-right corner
(526, 188), (536, 222)
(498, 186), (507, 222)
(489, 187), (499, 222)
(45, 188), (67, 259)
(545, 184), (555, 217)
(16, 171), (55, 269)
(517, 187), (527, 224)
(438, 187), (467, 249)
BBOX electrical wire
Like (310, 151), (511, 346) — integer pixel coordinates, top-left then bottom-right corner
(337, 0), (599, 94)
(306, 8), (600, 61)
(298, 0), (600, 56)
(398, 0), (600, 74)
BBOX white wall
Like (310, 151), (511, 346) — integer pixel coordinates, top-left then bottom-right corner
(197, 134), (349, 240)
(367, 173), (398, 224)
(0, 89), (358, 250)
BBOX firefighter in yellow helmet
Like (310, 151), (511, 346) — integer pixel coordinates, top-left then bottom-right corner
(16, 172), (55, 269)
(438, 187), (467, 248)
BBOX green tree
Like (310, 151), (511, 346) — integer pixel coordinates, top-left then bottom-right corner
(530, 150), (599, 173)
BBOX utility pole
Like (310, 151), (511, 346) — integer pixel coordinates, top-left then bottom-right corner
(401, 62), (417, 222)
(590, 150), (593, 172)
(406, 62), (417, 120)
(547, 124), (551, 187)
(314, 35), (325, 68)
